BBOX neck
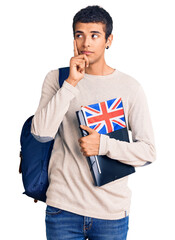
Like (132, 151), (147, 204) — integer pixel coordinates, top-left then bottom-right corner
(85, 57), (113, 76)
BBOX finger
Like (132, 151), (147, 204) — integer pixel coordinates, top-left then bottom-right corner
(82, 54), (89, 67)
(74, 54), (89, 68)
(74, 40), (79, 57)
(72, 59), (86, 66)
(73, 59), (86, 72)
(78, 60), (86, 70)
(77, 66), (85, 74)
(80, 125), (94, 134)
(80, 68), (85, 74)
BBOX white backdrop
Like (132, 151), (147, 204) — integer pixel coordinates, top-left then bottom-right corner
(0, 0), (174, 239)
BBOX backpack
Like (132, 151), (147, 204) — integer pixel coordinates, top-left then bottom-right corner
(19, 67), (70, 202)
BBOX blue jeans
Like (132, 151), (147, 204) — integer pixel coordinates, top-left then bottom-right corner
(45, 205), (129, 240)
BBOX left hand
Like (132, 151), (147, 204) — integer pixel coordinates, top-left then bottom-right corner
(78, 125), (100, 157)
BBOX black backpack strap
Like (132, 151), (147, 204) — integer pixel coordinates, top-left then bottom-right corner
(58, 67), (70, 88)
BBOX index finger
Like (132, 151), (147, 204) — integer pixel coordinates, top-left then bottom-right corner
(74, 40), (79, 57)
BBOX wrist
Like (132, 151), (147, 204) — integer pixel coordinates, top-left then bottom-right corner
(65, 78), (77, 87)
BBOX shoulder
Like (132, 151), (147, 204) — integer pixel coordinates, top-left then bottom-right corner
(116, 69), (141, 90)
(41, 69), (59, 91)
(44, 69), (59, 85)
(116, 69), (147, 109)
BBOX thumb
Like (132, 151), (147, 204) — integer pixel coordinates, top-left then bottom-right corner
(80, 125), (94, 134)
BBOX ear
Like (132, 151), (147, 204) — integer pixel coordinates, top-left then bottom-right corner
(106, 34), (113, 48)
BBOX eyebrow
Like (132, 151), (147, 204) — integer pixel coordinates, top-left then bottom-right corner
(75, 30), (102, 35)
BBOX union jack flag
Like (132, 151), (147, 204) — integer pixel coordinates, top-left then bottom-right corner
(81, 98), (126, 134)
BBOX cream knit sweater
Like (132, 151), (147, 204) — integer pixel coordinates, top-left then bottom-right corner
(31, 68), (156, 220)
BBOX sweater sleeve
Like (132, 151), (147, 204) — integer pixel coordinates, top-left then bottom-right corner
(98, 85), (156, 167)
(31, 70), (80, 142)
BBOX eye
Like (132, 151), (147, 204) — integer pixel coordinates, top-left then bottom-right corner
(76, 34), (82, 38)
(92, 34), (98, 38)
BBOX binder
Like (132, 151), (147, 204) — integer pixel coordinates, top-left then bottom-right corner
(76, 97), (135, 186)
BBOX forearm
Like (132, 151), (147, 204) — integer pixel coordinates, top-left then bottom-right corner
(31, 71), (79, 141)
(99, 134), (156, 167)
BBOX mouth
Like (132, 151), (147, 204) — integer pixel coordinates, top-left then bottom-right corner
(81, 51), (94, 55)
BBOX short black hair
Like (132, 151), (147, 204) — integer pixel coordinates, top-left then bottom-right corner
(72, 5), (113, 42)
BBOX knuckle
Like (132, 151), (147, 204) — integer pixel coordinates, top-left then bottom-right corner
(86, 152), (90, 156)
(84, 150), (88, 155)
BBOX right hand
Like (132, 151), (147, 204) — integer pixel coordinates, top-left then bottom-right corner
(66, 40), (89, 87)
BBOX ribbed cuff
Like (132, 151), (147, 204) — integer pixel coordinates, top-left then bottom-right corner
(62, 80), (80, 97)
(98, 134), (109, 155)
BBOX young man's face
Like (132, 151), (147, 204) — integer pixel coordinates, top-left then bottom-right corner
(74, 22), (112, 66)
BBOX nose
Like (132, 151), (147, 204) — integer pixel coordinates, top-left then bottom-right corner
(82, 36), (91, 48)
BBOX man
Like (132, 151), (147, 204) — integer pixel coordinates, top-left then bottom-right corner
(31, 5), (156, 240)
